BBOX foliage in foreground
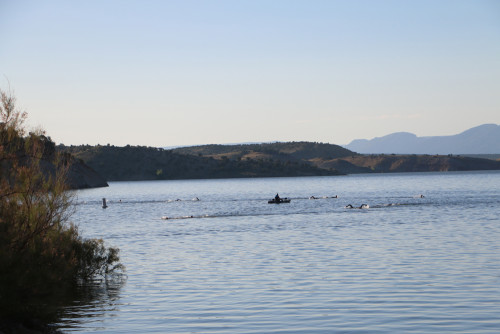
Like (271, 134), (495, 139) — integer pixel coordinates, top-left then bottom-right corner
(0, 89), (124, 322)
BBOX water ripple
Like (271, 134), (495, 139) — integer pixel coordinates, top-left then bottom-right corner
(59, 172), (500, 333)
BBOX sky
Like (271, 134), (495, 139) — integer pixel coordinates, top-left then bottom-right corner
(1, 0), (499, 147)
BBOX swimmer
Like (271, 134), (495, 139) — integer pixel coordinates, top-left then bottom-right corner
(345, 204), (369, 209)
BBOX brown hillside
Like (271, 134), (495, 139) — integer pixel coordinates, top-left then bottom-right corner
(313, 154), (500, 173)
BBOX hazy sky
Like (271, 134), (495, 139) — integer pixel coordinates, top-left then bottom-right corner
(1, 0), (499, 147)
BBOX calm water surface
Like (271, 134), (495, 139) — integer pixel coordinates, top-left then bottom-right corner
(58, 171), (500, 333)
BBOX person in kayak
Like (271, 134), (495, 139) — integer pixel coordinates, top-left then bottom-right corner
(275, 193), (281, 202)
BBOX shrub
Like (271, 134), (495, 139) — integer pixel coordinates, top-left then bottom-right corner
(0, 89), (124, 322)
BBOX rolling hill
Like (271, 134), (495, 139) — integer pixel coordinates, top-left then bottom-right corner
(57, 141), (500, 182)
(58, 143), (344, 181)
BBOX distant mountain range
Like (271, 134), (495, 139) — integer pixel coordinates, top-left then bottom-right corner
(344, 124), (500, 154)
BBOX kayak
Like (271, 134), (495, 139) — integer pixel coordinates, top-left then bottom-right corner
(268, 198), (291, 204)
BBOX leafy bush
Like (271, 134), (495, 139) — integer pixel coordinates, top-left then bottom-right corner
(0, 89), (124, 323)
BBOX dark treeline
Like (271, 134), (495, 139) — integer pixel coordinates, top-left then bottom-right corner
(58, 143), (343, 181)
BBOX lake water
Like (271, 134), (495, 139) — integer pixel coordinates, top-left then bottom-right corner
(57, 171), (500, 333)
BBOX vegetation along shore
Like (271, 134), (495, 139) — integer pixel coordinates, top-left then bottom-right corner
(0, 90), (124, 333)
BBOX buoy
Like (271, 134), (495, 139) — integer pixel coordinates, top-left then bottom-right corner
(102, 198), (108, 209)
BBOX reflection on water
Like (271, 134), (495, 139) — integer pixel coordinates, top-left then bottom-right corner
(0, 277), (125, 333)
(58, 277), (125, 330)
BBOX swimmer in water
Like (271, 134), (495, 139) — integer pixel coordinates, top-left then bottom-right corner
(345, 204), (369, 209)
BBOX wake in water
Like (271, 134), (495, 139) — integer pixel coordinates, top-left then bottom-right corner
(160, 200), (430, 221)
(166, 197), (200, 203)
(79, 192), (428, 221)
(369, 200), (429, 209)
(77, 197), (202, 206)
(162, 215), (197, 220)
(309, 195), (338, 199)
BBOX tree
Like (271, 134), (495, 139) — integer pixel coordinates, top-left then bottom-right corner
(0, 89), (124, 323)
